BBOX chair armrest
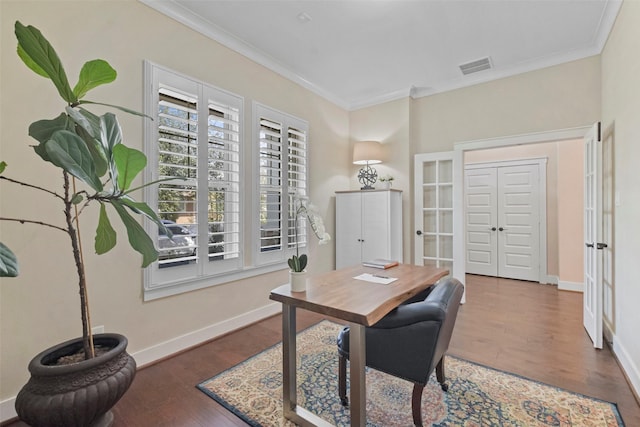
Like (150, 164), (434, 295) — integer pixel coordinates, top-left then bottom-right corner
(372, 301), (445, 329)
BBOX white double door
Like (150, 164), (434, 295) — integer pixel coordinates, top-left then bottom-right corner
(465, 162), (542, 282)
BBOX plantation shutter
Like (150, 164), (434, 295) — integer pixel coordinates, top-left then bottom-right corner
(287, 126), (308, 250)
(146, 64), (244, 294)
(255, 103), (309, 266)
(258, 117), (284, 254)
(157, 87), (199, 267)
(203, 94), (242, 271)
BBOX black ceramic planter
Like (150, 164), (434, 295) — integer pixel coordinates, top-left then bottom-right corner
(15, 333), (136, 427)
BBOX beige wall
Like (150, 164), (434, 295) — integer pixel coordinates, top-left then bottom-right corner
(0, 0), (348, 400)
(410, 56), (601, 155)
(601, 0), (640, 393)
(348, 98), (412, 261)
(556, 140), (584, 284)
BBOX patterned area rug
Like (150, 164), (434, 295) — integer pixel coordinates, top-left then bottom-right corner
(197, 321), (624, 426)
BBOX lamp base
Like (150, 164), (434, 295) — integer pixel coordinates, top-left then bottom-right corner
(357, 165), (378, 190)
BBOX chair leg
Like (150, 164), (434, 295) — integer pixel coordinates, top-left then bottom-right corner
(436, 356), (448, 392)
(338, 354), (348, 406)
(411, 383), (424, 427)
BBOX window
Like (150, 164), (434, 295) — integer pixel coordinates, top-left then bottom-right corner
(143, 65), (309, 300)
(254, 103), (308, 267)
(144, 63), (243, 298)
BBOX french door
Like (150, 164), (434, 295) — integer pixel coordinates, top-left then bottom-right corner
(414, 151), (460, 275)
(583, 122), (603, 349)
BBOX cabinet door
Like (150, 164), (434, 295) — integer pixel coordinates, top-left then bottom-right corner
(361, 192), (390, 262)
(336, 193), (363, 269)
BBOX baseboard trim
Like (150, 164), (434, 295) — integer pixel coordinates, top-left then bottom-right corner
(558, 280), (583, 292)
(0, 398), (17, 425)
(0, 301), (282, 424)
(542, 275), (558, 285)
(611, 334), (640, 401)
(132, 302), (282, 368)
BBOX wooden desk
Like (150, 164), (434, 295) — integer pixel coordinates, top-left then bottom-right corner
(269, 263), (448, 427)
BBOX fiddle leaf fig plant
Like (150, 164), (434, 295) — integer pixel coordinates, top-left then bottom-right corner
(0, 22), (171, 358)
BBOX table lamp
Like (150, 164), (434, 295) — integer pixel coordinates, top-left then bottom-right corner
(353, 140), (384, 190)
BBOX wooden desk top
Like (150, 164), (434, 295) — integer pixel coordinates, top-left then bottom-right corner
(269, 264), (448, 327)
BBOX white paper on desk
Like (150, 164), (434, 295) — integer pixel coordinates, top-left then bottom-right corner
(353, 273), (397, 285)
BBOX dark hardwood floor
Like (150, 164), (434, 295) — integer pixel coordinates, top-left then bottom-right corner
(5, 274), (639, 426)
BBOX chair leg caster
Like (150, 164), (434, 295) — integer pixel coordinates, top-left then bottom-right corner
(441, 383), (448, 392)
(340, 397), (349, 406)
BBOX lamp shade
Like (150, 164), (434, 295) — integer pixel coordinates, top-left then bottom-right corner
(353, 140), (384, 165)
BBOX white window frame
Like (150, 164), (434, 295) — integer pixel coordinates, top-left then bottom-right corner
(252, 102), (309, 267)
(143, 62), (248, 300)
(142, 63), (310, 300)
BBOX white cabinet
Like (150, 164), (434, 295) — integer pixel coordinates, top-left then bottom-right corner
(335, 190), (403, 269)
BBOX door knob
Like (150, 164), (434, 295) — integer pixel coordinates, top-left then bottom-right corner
(416, 230), (422, 236)
(586, 242), (594, 248)
(498, 227), (507, 231)
(491, 227), (497, 231)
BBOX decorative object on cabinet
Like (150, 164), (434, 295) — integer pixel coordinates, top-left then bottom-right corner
(380, 174), (395, 189)
(353, 140), (385, 190)
(335, 190), (402, 269)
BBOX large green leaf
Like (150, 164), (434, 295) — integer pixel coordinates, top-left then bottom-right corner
(45, 130), (103, 191)
(0, 161), (6, 174)
(14, 21), (75, 103)
(95, 204), (117, 255)
(66, 106), (96, 138)
(29, 113), (72, 143)
(118, 197), (168, 234)
(73, 59), (117, 99)
(111, 200), (158, 267)
(65, 107), (108, 177)
(0, 242), (19, 278)
(113, 144), (146, 191)
(28, 114), (74, 163)
(100, 113), (122, 157)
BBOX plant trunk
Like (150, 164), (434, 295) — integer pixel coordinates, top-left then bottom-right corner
(63, 172), (93, 359)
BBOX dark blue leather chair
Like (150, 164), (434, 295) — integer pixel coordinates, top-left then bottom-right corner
(337, 277), (464, 426)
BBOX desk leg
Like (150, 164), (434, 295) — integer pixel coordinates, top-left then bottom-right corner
(282, 304), (297, 417)
(349, 322), (366, 427)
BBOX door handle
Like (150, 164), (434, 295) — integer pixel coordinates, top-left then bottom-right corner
(416, 230), (423, 236)
(491, 227), (497, 231)
(597, 242), (608, 250)
(498, 227), (506, 231)
(586, 242), (594, 248)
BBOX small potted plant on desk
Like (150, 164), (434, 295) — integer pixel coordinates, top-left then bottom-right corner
(288, 195), (331, 292)
(0, 22), (172, 427)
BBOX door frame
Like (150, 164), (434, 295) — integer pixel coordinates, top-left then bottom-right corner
(452, 126), (591, 287)
(464, 158), (548, 282)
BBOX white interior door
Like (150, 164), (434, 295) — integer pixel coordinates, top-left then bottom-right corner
(465, 168), (498, 276)
(498, 164), (540, 281)
(465, 163), (541, 281)
(583, 122), (603, 349)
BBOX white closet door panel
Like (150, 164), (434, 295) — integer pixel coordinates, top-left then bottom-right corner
(361, 192), (390, 261)
(465, 168), (497, 276)
(335, 192), (363, 269)
(498, 165), (540, 281)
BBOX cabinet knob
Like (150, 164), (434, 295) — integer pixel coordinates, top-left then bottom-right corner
(416, 230), (422, 236)
(491, 227), (497, 231)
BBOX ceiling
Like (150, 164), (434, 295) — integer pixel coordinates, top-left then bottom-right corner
(141, 0), (621, 111)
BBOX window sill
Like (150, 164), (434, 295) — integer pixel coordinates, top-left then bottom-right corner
(143, 261), (288, 301)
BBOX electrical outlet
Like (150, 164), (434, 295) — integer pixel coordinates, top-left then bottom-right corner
(92, 325), (104, 335)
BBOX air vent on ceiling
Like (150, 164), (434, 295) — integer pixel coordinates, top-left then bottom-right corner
(459, 57), (493, 75)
